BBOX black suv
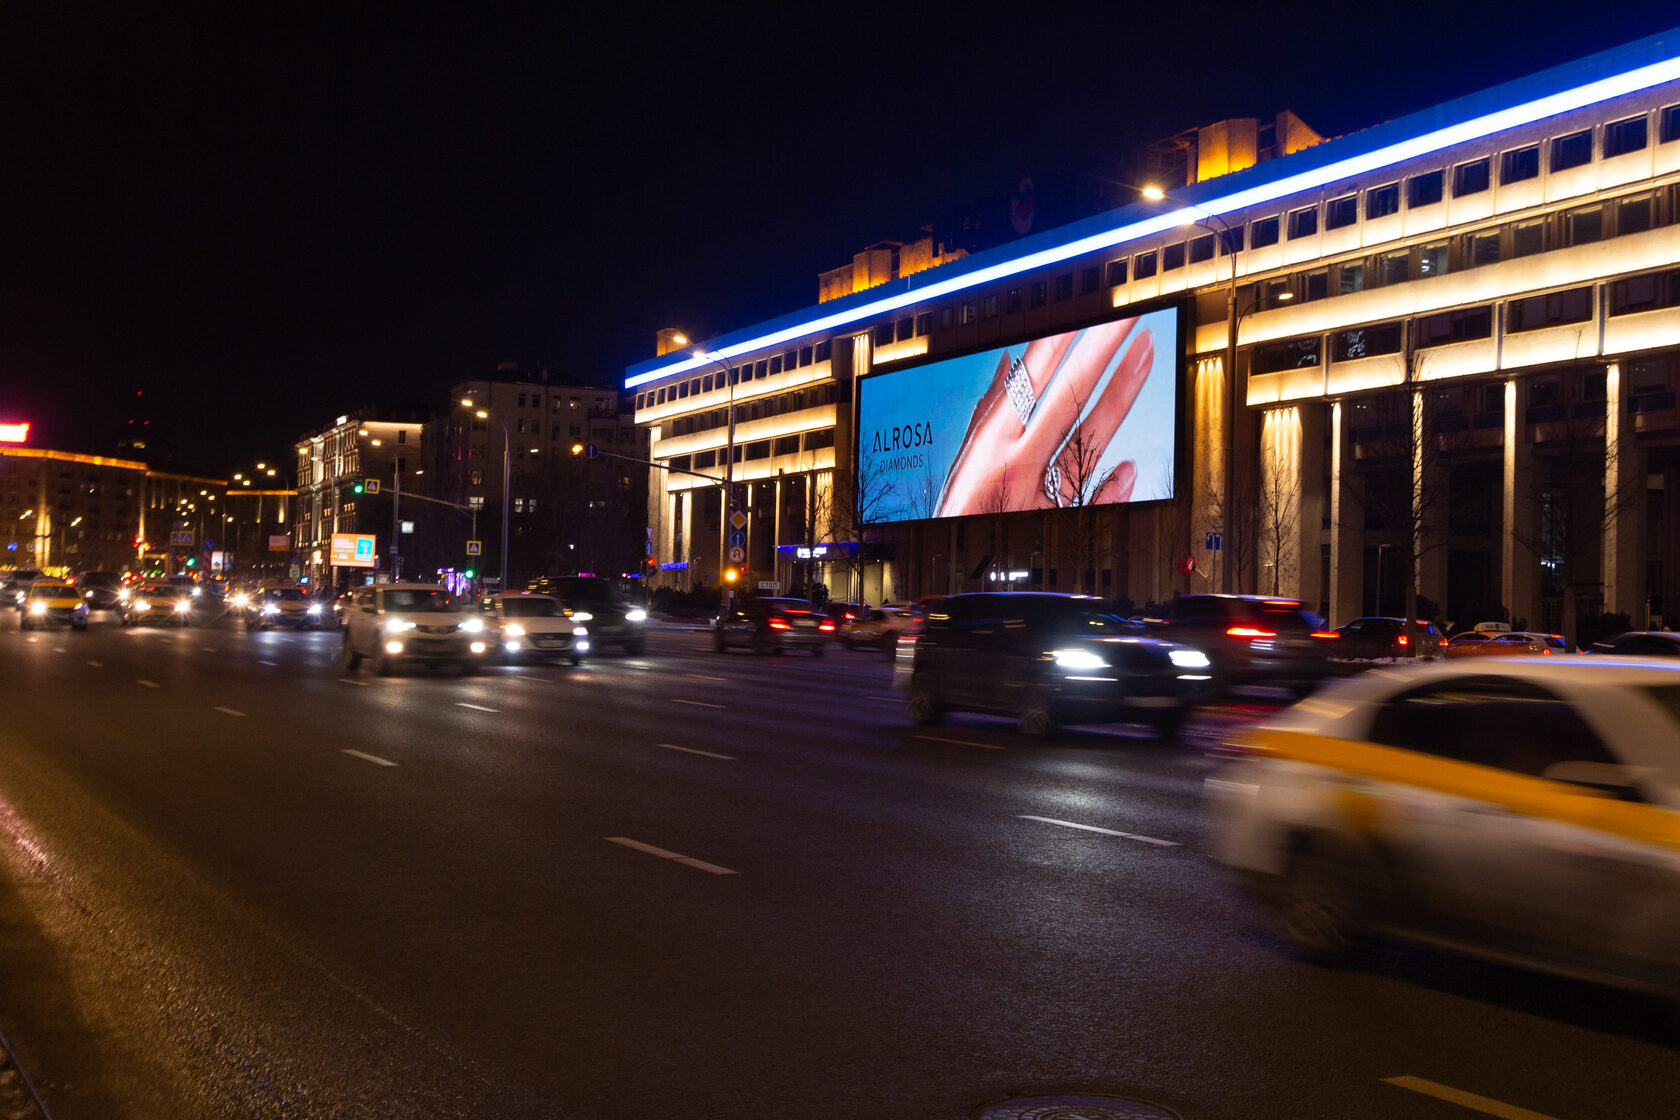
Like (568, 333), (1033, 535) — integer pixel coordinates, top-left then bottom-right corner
(1157, 594), (1340, 697)
(529, 576), (646, 655)
(907, 592), (1210, 738)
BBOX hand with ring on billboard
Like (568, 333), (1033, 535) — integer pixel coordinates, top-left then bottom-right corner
(935, 318), (1156, 515)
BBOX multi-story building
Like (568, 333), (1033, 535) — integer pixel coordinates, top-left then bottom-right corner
(629, 28), (1680, 638)
(1, 448), (148, 573)
(294, 410), (424, 588)
(220, 486), (296, 581)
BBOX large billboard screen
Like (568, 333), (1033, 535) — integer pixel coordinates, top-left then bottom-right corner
(330, 533), (377, 568)
(857, 306), (1180, 523)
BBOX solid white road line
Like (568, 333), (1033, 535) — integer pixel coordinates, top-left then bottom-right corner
(683, 673), (728, 682)
(455, 702), (499, 712)
(341, 749), (397, 767)
(337, 678), (368, 687)
(213, 706), (246, 717)
(1382, 1076), (1559, 1120)
(672, 698), (726, 709)
(259, 660), (278, 666)
(605, 836), (737, 876)
(52, 647), (66, 653)
(137, 680), (159, 689)
(658, 743), (735, 761)
(86, 660), (103, 668)
(201, 646), (216, 652)
(916, 734), (1003, 750)
(513, 675), (552, 683)
(1018, 815), (1179, 847)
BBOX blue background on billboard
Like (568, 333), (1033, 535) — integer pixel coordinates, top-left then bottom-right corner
(857, 306), (1178, 523)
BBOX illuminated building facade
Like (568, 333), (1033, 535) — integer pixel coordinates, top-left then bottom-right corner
(294, 411), (423, 587)
(630, 28), (1680, 635)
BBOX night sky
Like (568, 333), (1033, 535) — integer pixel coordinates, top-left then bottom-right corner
(3, 3), (1677, 477)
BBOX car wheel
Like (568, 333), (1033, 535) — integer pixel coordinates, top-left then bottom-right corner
(377, 650), (396, 677)
(907, 683), (941, 724)
(811, 644), (825, 657)
(73, 623), (87, 632)
(461, 660), (480, 676)
(1017, 693), (1058, 740)
(624, 639), (645, 656)
(753, 634), (770, 657)
(345, 643), (363, 671)
(1271, 846), (1361, 964)
(883, 639), (898, 661)
(843, 637), (855, 650)
(713, 629), (727, 653)
(1149, 708), (1187, 739)
(570, 655), (583, 666)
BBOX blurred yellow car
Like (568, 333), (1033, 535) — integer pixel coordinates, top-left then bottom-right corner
(22, 582), (89, 631)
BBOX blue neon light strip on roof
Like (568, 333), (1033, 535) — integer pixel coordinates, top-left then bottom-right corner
(627, 30), (1680, 390)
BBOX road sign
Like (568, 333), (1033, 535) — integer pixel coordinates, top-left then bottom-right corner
(729, 530), (745, 547)
(169, 530), (194, 546)
(729, 510), (747, 530)
(757, 580), (780, 591)
(582, 442), (599, 459)
(728, 546), (745, 563)
(364, 479), (380, 494)
(1205, 530), (1223, 551)
(466, 540), (482, 556)
(644, 541), (654, 556)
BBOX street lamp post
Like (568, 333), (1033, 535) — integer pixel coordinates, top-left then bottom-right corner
(672, 335), (744, 607)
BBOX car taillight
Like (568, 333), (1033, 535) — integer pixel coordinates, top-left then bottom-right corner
(1310, 631), (1340, 640)
(1397, 634), (1410, 646)
(1227, 626), (1276, 639)
(818, 620), (836, 632)
(843, 612), (854, 621)
(768, 618), (789, 630)
(1438, 638), (1448, 646)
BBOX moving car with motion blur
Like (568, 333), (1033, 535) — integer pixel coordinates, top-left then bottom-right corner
(1588, 631), (1680, 657)
(1443, 630), (1563, 658)
(76, 571), (124, 611)
(1207, 658), (1680, 998)
(2, 569), (43, 608)
(119, 582), (195, 626)
(714, 596), (835, 656)
(247, 586), (319, 630)
(480, 592), (588, 665)
(907, 592), (1211, 738)
(1332, 617), (1447, 660)
(838, 602), (924, 657)
(529, 576), (646, 655)
(343, 583), (491, 675)
(1157, 594), (1341, 697)
(21, 581), (88, 631)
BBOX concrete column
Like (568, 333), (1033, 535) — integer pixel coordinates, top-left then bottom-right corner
(1413, 389), (1448, 616)
(1502, 378), (1540, 628)
(1191, 356), (1225, 594)
(1259, 406), (1304, 598)
(1328, 401), (1363, 625)
(1296, 404), (1327, 612)
(1602, 362), (1647, 625)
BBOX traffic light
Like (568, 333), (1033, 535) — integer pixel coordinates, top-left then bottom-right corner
(464, 568), (476, 579)
(185, 557), (197, 568)
(570, 443), (584, 455)
(723, 566), (740, 584)
(352, 480), (364, 494)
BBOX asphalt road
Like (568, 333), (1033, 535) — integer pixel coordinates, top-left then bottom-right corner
(0, 606), (1672, 1119)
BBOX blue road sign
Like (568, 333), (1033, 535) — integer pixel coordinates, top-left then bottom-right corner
(1205, 531), (1223, 551)
(583, 442), (599, 459)
(729, 530), (746, 548)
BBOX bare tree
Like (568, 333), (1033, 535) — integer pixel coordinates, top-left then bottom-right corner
(1153, 465), (1196, 598)
(825, 454), (897, 601)
(981, 467), (1014, 590)
(1257, 456), (1300, 596)
(1201, 466), (1261, 594)
(1046, 394), (1123, 595)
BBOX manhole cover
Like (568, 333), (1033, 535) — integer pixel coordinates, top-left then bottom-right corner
(974, 1093), (1183, 1120)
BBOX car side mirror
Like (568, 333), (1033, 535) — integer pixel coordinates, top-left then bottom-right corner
(1540, 760), (1644, 802)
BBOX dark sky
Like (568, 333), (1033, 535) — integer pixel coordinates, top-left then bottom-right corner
(3, 2), (1677, 476)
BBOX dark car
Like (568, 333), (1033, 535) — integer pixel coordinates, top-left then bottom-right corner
(714, 596), (835, 655)
(1587, 631), (1680, 656)
(76, 571), (124, 611)
(529, 576), (646, 655)
(907, 593), (1210, 738)
(1157, 594), (1341, 697)
(119, 582), (195, 626)
(1333, 616), (1447, 660)
(2, 568), (43, 608)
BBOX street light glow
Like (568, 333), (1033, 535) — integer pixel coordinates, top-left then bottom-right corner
(1141, 185), (1165, 200)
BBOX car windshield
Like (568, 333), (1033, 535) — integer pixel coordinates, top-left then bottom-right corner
(28, 585), (73, 599)
(1248, 603), (1313, 633)
(271, 589), (306, 601)
(547, 577), (619, 604)
(384, 589), (455, 611)
(502, 597), (564, 618)
(81, 573), (120, 587)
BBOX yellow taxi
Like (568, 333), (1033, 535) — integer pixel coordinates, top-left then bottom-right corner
(1207, 657), (1680, 997)
(22, 581), (90, 631)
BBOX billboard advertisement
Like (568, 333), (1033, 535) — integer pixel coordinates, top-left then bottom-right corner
(329, 533), (377, 568)
(857, 306), (1180, 523)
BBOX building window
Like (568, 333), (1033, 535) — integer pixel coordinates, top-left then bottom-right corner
(1055, 273), (1074, 300)
(803, 428), (834, 451)
(957, 302), (975, 325)
(1618, 195), (1654, 236)
(1188, 234), (1215, 263)
(1511, 220), (1545, 258)
(1453, 158), (1491, 195)
(1407, 170), (1445, 207)
(914, 314), (932, 335)
(1418, 241), (1449, 278)
(1302, 270), (1328, 302)
(1326, 194), (1357, 229)
(1251, 216), (1280, 247)
(517, 394), (526, 407)
(1029, 281), (1047, 307)
(1105, 260), (1127, 287)
(1259, 277), (1292, 309)
(1605, 115), (1649, 157)
(1079, 265), (1101, 294)
(1365, 183), (1400, 219)
(983, 294), (999, 318)
(895, 317), (913, 341)
(1337, 261), (1365, 294)
(1663, 104), (1680, 144)
(1219, 224), (1244, 253)
(815, 340), (832, 362)
(1162, 243), (1185, 271)
(469, 496), (484, 510)
(1501, 144), (1540, 183)
(1332, 322), (1403, 361)
(1551, 129), (1593, 171)
(1417, 306), (1492, 347)
(1006, 288), (1023, 314)
(1132, 251), (1157, 279)
(1507, 287), (1593, 331)
(1566, 205), (1603, 246)
(873, 323), (893, 346)
(940, 306), (955, 328)
(1464, 229), (1500, 268)
(799, 345), (813, 365)
(1379, 250), (1409, 286)
(1287, 205), (1318, 238)
(1252, 337), (1322, 375)
(678, 382), (689, 399)
(701, 375), (712, 393)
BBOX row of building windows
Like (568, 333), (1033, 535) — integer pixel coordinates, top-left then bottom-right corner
(664, 428), (835, 472)
(638, 341), (835, 409)
(662, 384), (840, 438)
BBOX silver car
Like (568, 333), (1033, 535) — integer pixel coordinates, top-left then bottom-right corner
(343, 583), (492, 675)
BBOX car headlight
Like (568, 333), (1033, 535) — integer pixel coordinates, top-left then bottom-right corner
(569, 610), (593, 622)
(384, 619), (415, 633)
(624, 608), (647, 623)
(503, 623), (526, 637)
(192, 588), (203, 598)
(118, 589), (131, 602)
(573, 625), (588, 637)
(262, 604), (277, 614)
(134, 599), (150, 612)
(1169, 649), (1212, 669)
(460, 617), (485, 634)
(1052, 649), (1109, 671)
(175, 599), (192, 612)
(307, 605), (323, 615)
(28, 602), (46, 615)
(231, 593), (248, 608)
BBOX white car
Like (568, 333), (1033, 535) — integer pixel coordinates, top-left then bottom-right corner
(1208, 657), (1680, 997)
(480, 592), (588, 665)
(343, 583), (491, 676)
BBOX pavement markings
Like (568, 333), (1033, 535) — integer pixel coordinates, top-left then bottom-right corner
(916, 734), (1004, 750)
(137, 680), (159, 689)
(24, 637), (36, 643)
(684, 672), (728, 682)
(341, 749), (397, 767)
(52, 646), (67, 653)
(605, 836), (738, 876)
(337, 678), (368, 687)
(1018, 815), (1179, 847)
(1382, 1077), (1559, 1120)
(86, 660), (103, 668)
(200, 646), (217, 652)
(658, 743), (735, 761)
(259, 660), (278, 666)
(455, 702), (499, 713)
(672, 698), (726, 710)
(213, 706), (246, 717)
(512, 675), (553, 683)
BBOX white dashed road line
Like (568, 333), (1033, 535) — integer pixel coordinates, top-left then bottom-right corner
(137, 680), (159, 689)
(658, 743), (735, 760)
(916, 734), (1003, 750)
(201, 646), (217, 652)
(337, 678), (368, 687)
(86, 660), (103, 668)
(684, 673), (728, 682)
(1018, 815), (1179, 847)
(213, 706), (246, 717)
(259, 660), (278, 666)
(1382, 1076), (1559, 1120)
(341, 749), (397, 767)
(53, 647), (67, 653)
(672, 698), (726, 710)
(605, 837), (738, 876)
(456, 702), (499, 712)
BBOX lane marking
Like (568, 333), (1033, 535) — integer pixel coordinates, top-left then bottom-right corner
(513, 675), (552, 683)
(52, 647), (67, 653)
(1383, 1077), (1560, 1120)
(137, 679), (159, 689)
(341, 749), (397, 767)
(86, 660), (103, 668)
(24, 637), (37, 643)
(456, 702), (499, 712)
(658, 743), (735, 761)
(200, 646), (217, 652)
(916, 734), (1004, 750)
(259, 660), (278, 666)
(684, 672), (728, 682)
(1018, 815), (1179, 847)
(213, 706), (246, 717)
(605, 836), (738, 876)
(672, 698), (726, 710)
(337, 678), (368, 687)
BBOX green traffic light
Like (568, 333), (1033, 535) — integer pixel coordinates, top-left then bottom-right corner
(353, 482), (364, 494)
(464, 569), (476, 579)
